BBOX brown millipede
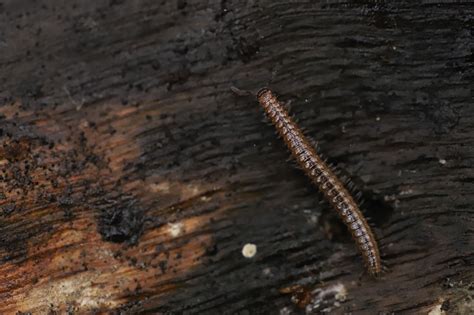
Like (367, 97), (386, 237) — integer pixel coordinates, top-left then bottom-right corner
(249, 88), (382, 276)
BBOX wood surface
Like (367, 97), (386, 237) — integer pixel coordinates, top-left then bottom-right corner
(0, 1), (473, 314)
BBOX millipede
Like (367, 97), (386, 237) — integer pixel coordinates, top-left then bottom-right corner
(233, 87), (382, 276)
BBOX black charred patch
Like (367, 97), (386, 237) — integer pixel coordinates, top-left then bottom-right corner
(0, 137), (32, 161)
(1, 203), (16, 216)
(98, 197), (145, 245)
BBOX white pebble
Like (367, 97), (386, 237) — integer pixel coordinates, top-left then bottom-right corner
(168, 222), (184, 237)
(439, 159), (447, 165)
(242, 243), (257, 258)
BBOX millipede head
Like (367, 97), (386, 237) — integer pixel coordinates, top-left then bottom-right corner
(257, 87), (271, 99)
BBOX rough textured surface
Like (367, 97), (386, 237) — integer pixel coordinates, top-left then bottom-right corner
(0, 1), (473, 314)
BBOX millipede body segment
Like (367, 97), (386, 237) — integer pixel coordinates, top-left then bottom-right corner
(256, 88), (381, 276)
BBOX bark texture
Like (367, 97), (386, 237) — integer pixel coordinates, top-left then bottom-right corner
(0, 1), (473, 314)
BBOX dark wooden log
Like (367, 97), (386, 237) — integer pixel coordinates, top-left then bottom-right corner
(0, 1), (473, 314)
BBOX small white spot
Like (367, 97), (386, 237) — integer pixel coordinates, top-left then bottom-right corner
(376, 116), (381, 121)
(149, 182), (171, 193)
(309, 214), (319, 224)
(427, 303), (446, 315)
(80, 120), (90, 128)
(439, 159), (447, 165)
(399, 189), (413, 196)
(305, 283), (347, 313)
(168, 222), (184, 237)
(333, 283), (348, 301)
(242, 243), (257, 258)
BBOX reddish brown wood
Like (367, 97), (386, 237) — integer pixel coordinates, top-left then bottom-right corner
(0, 1), (473, 314)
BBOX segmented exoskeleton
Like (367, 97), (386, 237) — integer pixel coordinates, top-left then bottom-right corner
(256, 88), (381, 276)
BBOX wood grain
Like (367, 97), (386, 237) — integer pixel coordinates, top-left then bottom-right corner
(0, 0), (473, 314)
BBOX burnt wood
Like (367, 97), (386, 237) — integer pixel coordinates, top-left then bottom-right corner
(0, 1), (473, 314)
